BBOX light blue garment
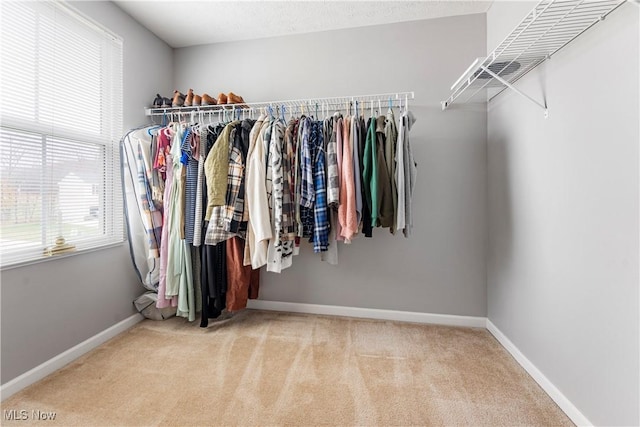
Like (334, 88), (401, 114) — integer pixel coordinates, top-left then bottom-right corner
(166, 125), (196, 321)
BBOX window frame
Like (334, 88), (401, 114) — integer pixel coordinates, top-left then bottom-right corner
(0, 1), (124, 269)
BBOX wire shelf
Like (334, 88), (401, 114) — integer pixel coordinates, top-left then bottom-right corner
(145, 91), (415, 117)
(441, 0), (626, 113)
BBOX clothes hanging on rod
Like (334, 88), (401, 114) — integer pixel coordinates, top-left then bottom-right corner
(121, 126), (164, 292)
(124, 92), (417, 326)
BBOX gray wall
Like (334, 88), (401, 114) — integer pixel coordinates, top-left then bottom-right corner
(0, 1), (173, 384)
(486, 2), (639, 426)
(174, 15), (488, 316)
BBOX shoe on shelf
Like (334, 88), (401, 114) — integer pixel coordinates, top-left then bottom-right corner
(162, 97), (172, 108)
(184, 89), (194, 107)
(152, 94), (163, 108)
(228, 92), (247, 108)
(193, 94), (202, 106)
(202, 93), (217, 106)
(172, 90), (185, 107)
(217, 92), (228, 105)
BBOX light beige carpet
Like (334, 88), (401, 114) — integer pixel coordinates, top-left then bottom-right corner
(1, 310), (572, 426)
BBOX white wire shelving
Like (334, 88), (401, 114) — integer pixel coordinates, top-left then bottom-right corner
(145, 92), (415, 120)
(441, 0), (627, 117)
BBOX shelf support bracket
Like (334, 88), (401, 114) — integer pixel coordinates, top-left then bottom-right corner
(479, 65), (548, 117)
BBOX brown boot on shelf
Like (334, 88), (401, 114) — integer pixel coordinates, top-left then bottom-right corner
(193, 94), (202, 106)
(217, 92), (228, 105)
(184, 89), (194, 106)
(172, 90), (185, 107)
(201, 93), (217, 106)
(228, 92), (247, 108)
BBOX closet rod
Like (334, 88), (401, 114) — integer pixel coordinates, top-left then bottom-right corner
(145, 91), (415, 116)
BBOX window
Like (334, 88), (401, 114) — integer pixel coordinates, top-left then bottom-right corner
(0, 1), (123, 267)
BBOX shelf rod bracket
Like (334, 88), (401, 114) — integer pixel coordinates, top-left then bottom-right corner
(478, 65), (548, 118)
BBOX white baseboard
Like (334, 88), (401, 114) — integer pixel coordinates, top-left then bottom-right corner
(1, 313), (143, 401)
(485, 319), (593, 427)
(246, 300), (487, 328)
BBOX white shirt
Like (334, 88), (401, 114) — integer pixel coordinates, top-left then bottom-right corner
(245, 117), (272, 268)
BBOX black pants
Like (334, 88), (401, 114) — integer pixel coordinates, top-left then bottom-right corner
(200, 223), (227, 327)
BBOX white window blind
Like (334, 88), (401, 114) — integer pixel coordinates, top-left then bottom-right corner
(0, 1), (123, 267)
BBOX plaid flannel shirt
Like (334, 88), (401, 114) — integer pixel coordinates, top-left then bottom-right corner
(325, 116), (339, 206)
(299, 118), (314, 208)
(282, 120), (297, 240)
(311, 121), (329, 252)
(222, 123), (246, 234)
(299, 118), (315, 238)
(293, 118), (303, 238)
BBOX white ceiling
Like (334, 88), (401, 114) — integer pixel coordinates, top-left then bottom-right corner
(114, 1), (493, 48)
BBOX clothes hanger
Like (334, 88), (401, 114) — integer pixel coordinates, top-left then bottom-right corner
(147, 123), (162, 136)
(192, 110), (204, 133)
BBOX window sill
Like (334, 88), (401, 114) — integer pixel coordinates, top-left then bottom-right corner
(1, 241), (127, 271)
